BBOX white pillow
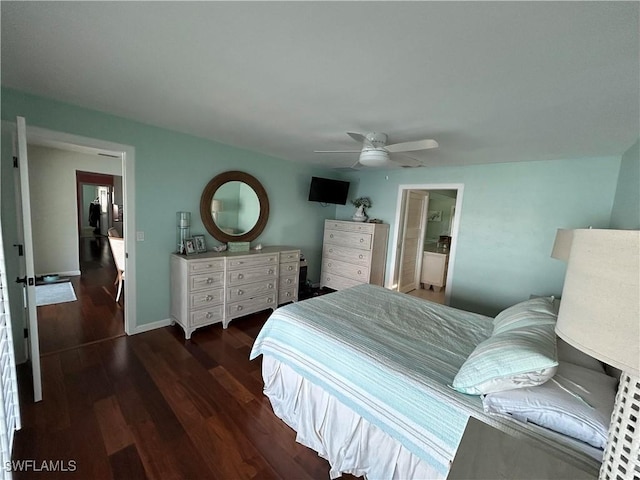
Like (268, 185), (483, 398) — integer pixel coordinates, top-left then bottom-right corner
(452, 324), (558, 395)
(482, 362), (618, 449)
(492, 297), (557, 335)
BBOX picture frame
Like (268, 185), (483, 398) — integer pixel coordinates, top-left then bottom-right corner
(193, 234), (207, 253)
(184, 238), (197, 255)
(428, 210), (442, 222)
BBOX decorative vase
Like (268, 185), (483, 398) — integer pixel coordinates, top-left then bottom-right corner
(352, 205), (367, 222)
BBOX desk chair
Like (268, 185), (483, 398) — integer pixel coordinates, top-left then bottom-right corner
(107, 237), (125, 302)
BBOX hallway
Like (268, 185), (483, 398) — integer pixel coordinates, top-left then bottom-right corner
(37, 235), (125, 356)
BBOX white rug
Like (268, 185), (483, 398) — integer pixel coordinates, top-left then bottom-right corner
(35, 282), (77, 306)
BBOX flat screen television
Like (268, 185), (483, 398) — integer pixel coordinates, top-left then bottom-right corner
(308, 176), (350, 205)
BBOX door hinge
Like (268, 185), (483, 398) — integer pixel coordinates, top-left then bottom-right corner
(15, 276), (34, 286)
(13, 156), (18, 168)
(23, 328), (28, 339)
(13, 244), (24, 256)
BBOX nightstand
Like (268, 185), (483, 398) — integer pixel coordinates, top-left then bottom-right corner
(447, 417), (598, 479)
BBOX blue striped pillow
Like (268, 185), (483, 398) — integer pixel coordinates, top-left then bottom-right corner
(492, 297), (557, 334)
(452, 323), (558, 395)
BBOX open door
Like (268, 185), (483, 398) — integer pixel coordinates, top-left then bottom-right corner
(14, 116), (42, 402)
(397, 190), (428, 293)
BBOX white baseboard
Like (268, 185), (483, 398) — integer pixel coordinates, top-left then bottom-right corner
(132, 318), (173, 335)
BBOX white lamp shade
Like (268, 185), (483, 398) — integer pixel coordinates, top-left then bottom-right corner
(555, 229), (640, 376)
(551, 228), (573, 261)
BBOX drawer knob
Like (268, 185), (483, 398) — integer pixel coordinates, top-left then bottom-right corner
(206, 278), (213, 284)
(358, 270), (362, 275)
(286, 292), (291, 297)
(268, 269), (274, 275)
(237, 305), (243, 311)
(288, 266), (293, 271)
(237, 273), (244, 279)
(329, 249), (333, 253)
(268, 283), (274, 289)
(360, 238), (364, 243)
(359, 254), (363, 259)
(206, 312), (213, 319)
(330, 234), (334, 238)
(237, 289), (244, 296)
(286, 279), (292, 284)
(206, 295), (213, 301)
(267, 298), (273, 304)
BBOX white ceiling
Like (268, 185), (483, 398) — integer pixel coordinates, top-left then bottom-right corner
(2, 2), (638, 169)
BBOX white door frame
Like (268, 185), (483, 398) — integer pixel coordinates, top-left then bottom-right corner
(388, 183), (464, 306)
(23, 125), (136, 335)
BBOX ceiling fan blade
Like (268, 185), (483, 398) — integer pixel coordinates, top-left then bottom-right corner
(347, 132), (367, 143)
(385, 138), (438, 153)
(391, 153), (425, 168)
(314, 150), (361, 154)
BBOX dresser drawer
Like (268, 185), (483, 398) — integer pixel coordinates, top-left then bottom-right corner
(227, 265), (278, 285)
(324, 220), (375, 234)
(323, 244), (371, 266)
(190, 271), (225, 291)
(227, 293), (277, 319)
(227, 280), (277, 302)
(188, 258), (225, 274)
(190, 305), (224, 327)
(280, 261), (299, 276)
(227, 254), (278, 270)
(324, 230), (372, 250)
(279, 274), (297, 290)
(279, 250), (300, 264)
(320, 272), (363, 290)
(278, 286), (297, 304)
(322, 258), (370, 282)
(190, 288), (224, 309)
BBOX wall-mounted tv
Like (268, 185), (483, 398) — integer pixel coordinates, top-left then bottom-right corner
(308, 176), (350, 205)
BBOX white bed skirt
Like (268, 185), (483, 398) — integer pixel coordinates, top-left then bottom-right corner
(262, 355), (444, 479)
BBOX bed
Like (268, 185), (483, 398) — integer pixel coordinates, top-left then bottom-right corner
(249, 284), (605, 479)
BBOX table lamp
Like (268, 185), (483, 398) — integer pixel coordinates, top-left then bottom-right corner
(554, 229), (639, 480)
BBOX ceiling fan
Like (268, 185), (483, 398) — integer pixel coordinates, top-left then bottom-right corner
(314, 132), (438, 168)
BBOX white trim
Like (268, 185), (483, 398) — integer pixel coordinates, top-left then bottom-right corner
(22, 124), (136, 335)
(132, 318), (173, 335)
(387, 183), (464, 306)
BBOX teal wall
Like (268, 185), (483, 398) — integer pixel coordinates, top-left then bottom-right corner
(336, 156), (621, 315)
(610, 139), (640, 229)
(1, 88), (338, 360)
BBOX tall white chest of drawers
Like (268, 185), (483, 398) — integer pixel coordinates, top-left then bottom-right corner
(170, 246), (300, 339)
(320, 220), (389, 290)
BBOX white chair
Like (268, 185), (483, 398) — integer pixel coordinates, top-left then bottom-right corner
(107, 237), (125, 302)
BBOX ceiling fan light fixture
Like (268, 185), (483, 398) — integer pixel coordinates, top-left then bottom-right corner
(359, 149), (392, 167)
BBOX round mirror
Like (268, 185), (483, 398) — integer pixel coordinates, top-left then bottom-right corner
(200, 171), (269, 243)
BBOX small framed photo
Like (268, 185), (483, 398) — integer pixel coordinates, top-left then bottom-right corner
(184, 238), (197, 255)
(193, 234), (207, 253)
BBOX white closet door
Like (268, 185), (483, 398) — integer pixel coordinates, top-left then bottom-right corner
(0, 209), (22, 479)
(398, 190), (428, 293)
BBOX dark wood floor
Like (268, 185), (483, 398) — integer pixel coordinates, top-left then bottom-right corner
(15, 311), (354, 479)
(37, 235), (125, 355)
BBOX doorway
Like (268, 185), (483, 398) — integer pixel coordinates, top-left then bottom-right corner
(388, 183), (464, 305)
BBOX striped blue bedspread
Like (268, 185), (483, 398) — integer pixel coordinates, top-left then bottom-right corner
(249, 283), (600, 475)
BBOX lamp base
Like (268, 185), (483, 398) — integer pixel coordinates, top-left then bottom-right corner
(600, 372), (640, 480)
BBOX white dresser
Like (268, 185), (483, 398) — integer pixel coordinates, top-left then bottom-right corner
(320, 220), (389, 290)
(170, 246), (300, 338)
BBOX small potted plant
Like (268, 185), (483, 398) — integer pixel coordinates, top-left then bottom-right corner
(351, 197), (372, 222)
